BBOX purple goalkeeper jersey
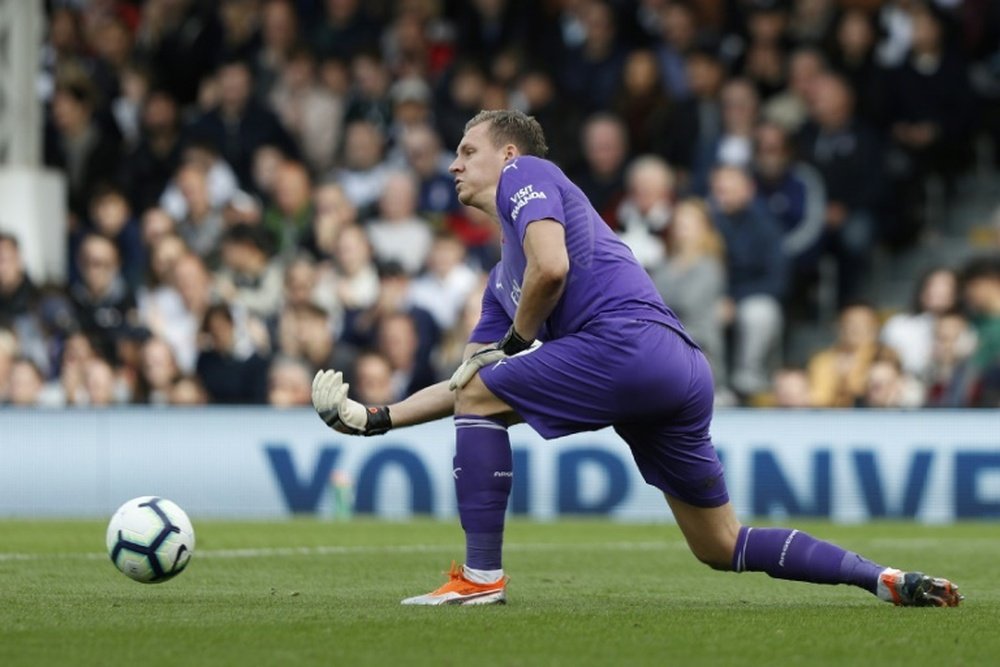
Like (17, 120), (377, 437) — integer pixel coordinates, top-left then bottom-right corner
(472, 156), (693, 344)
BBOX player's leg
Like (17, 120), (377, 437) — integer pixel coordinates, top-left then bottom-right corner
(664, 494), (963, 606)
(400, 375), (516, 606)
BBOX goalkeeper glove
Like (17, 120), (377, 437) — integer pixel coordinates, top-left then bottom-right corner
(448, 325), (539, 390)
(311, 369), (392, 436)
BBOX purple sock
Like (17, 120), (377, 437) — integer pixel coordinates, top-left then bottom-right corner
(454, 414), (513, 571)
(732, 526), (884, 593)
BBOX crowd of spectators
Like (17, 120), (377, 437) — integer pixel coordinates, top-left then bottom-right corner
(1, 0), (999, 409)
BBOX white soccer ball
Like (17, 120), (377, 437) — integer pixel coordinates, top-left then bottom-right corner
(106, 496), (195, 583)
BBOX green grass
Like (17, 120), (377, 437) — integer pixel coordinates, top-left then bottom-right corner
(1, 519), (997, 667)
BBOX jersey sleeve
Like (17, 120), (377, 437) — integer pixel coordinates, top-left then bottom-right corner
(469, 268), (511, 343)
(498, 159), (566, 243)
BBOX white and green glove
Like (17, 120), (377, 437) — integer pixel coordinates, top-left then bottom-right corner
(448, 325), (541, 390)
(311, 370), (392, 436)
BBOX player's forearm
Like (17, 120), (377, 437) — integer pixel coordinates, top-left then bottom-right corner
(387, 380), (455, 428)
(513, 263), (566, 340)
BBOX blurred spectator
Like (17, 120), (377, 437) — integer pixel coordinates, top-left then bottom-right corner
(263, 160), (315, 259)
(276, 302), (356, 375)
(401, 124), (461, 224)
(573, 113), (630, 226)
(436, 61), (488, 149)
(110, 62), (151, 153)
(924, 309), (977, 407)
(857, 347), (923, 409)
(330, 224), (381, 319)
(615, 155), (675, 269)
(958, 256), (1000, 406)
(214, 0), (262, 68)
(70, 234), (139, 362)
(807, 301), (885, 408)
(269, 45), (344, 175)
(121, 89), (183, 214)
(267, 355), (313, 407)
(159, 140), (244, 223)
(310, 0), (380, 62)
(133, 0), (223, 107)
(661, 48), (725, 183)
(883, 2), (974, 247)
(279, 255), (338, 325)
(652, 2), (698, 101)
(140, 207), (177, 251)
(301, 182), (359, 260)
(511, 68), (582, 169)
(0, 233), (38, 327)
(612, 49), (674, 158)
(880, 267), (959, 381)
(344, 51), (393, 133)
(797, 72), (884, 306)
(452, 0), (528, 67)
(254, 0), (301, 102)
(215, 224), (283, 320)
(343, 262), (439, 366)
(388, 77), (436, 150)
(788, 0), (837, 48)
(559, 0), (627, 114)
(376, 311), (437, 400)
(82, 186), (145, 290)
(653, 198), (727, 392)
(6, 358), (45, 407)
(772, 367), (814, 408)
(351, 351), (396, 405)
(710, 165), (786, 397)
(196, 303), (270, 404)
(752, 121), (827, 321)
(366, 170), (434, 275)
(331, 119), (392, 216)
(82, 356), (126, 406)
(433, 278), (486, 381)
(140, 251), (215, 373)
(173, 162), (226, 263)
(135, 336), (181, 405)
(408, 233), (480, 331)
(186, 58), (298, 190)
(763, 47), (827, 134)
(168, 375), (210, 405)
(692, 77), (759, 194)
(44, 71), (123, 222)
(829, 9), (883, 125)
(42, 331), (98, 407)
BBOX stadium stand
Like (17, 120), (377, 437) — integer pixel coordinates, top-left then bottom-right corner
(1, 0), (998, 408)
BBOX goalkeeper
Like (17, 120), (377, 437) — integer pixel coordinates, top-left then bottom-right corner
(312, 109), (962, 608)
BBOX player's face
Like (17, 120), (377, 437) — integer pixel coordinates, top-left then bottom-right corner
(449, 122), (510, 213)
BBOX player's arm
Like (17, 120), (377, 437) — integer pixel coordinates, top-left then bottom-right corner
(512, 218), (569, 341)
(312, 370), (456, 435)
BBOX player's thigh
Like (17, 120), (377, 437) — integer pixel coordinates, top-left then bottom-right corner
(665, 494), (742, 570)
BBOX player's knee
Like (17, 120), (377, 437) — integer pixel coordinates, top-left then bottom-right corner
(454, 375), (504, 416)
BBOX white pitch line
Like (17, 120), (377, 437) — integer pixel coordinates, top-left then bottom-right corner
(0, 540), (676, 562)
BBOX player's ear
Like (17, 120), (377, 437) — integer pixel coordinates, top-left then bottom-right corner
(504, 143), (519, 160)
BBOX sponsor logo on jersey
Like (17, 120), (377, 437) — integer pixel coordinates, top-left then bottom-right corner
(509, 184), (547, 221)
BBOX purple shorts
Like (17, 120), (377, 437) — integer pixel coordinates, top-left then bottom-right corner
(478, 319), (729, 507)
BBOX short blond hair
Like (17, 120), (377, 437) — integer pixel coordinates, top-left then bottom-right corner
(465, 109), (548, 157)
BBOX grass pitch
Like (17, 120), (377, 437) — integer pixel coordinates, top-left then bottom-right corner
(1, 519), (996, 667)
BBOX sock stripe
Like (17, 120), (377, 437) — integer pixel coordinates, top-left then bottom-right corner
(454, 417), (508, 431)
(737, 526), (752, 572)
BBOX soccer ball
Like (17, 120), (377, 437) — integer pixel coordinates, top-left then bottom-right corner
(106, 496), (195, 583)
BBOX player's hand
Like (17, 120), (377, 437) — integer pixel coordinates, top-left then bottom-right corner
(448, 326), (540, 391)
(311, 370), (392, 436)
